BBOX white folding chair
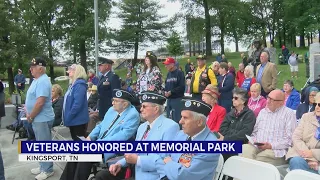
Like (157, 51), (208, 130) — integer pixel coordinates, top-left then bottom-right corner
(213, 154), (224, 180)
(284, 169), (320, 180)
(218, 156), (281, 180)
(52, 121), (64, 140)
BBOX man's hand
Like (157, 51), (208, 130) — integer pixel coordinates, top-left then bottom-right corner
(26, 114), (33, 123)
(18, 83), (21, 86)
(164, 91), (171, 97)
(308, 161), (319, 171)
(300, 150), (313, 158)
(163, 157), (172, 164)
(257, 142), (272, 150)
(109, 163), (122, 176)
(124, 154), (138, 164)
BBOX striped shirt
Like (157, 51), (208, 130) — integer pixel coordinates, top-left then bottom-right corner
(251, 106), (297, 157)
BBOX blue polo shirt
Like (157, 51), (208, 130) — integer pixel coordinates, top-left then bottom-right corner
(26, 74), (54, 122)
(257, 62), (267, 83)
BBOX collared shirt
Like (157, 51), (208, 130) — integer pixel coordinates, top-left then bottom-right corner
(251, 106), (297, 157)
(257, 62), (267, 83)
(190, 127), (206, 140)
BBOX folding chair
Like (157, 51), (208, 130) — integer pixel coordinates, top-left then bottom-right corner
(218, 156), (281, 180)
(284, 170), (320, 180)
(52, 121), (65, 140)
(213, 154), (224, 180)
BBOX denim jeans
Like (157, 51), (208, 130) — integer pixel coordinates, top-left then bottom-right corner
(23, 120), (35, 139)
(289, 156), (319, 174)
(166, 98), (182, 124)
(32, 121), (54, 173)
(0, 151), (5, 180)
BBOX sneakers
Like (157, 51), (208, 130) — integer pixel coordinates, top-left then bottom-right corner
(31, 168), (54, 180)
(35, 172), (54, 180)
(31, 167), (41, 175)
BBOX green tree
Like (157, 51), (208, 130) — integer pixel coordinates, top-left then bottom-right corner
(112, 0), (166, 63)
(166, 31), (183, 59)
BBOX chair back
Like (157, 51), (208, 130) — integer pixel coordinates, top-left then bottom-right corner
(284, 170), (320, 180)
(218, 156), (281, 180)
(213, 154), (224, 180)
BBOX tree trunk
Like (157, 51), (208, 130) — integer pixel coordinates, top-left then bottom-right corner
(197, 41), (201, 55)
(73, 44), (77, 63)
(48, 38), (54, 80)
(283, 25), (286, 46)
(278, 30), (282, 48)
(307, 34), (310, 46)
(79, 40), (87, 71)
(134, 33), (139, 64)
(311, 32), (313, 43)
(300, 33), (305, 47)
(319, 30), (320, 42)
(219, 12), (225, 55)
(203, 0), (212, 57)
(233, 30), (239, 52)
(193, 42), (196, 56)
(187, 16), (192, 57)
(293, 34), (296, 47)
(7, 67), (14, 95)
(188, 38), (192, 57)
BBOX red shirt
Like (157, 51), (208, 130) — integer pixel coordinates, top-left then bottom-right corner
(236, 70), (245, 87)
(206, 104), (227, 132)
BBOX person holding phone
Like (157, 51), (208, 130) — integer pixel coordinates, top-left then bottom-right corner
(242, 89), (297, 166)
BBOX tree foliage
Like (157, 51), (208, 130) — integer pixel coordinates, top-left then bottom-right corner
(166, 31), (183, 58)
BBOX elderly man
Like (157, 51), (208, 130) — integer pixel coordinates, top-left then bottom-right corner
(241, 89), (297, 166)
(236, 63), (245, 87)
(256, 52), (278, 97)
(156, 98), (220, 180)
(163, 57), (185, 123)
(26, 57), (55, 180)
(98, 57), (121, 119)
(95, 91), (180, 180)
(60, 89), (140, 180)
(190, 55), (217, 100)
(14, 69), (26, 94)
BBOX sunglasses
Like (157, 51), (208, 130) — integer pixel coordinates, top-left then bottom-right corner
(314, 103), (320, 107)
(233, 96), (239, 100)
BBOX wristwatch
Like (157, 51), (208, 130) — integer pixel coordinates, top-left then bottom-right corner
(29, 117), (34, 122)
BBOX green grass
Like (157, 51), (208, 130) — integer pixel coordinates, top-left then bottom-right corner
(115, 47), (310, 91)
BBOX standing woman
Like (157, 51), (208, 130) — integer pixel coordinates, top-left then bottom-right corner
(63, 64), (89, 140)
(240, 65), (256, 94)
(0, 80), (4, 128)
(136, 51), (163, 94)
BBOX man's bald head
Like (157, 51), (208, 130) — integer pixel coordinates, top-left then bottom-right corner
(260, 52), (269, 63)
(266, 89), (285, 112)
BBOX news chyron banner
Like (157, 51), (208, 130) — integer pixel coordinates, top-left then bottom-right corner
(18, 141), (242, 162)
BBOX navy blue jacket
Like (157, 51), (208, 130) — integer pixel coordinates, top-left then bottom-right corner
(63, 79), (89, 126)
(296, 86), (316, 120)
(14, 74), (26, 84)
(165, 69), (185, 99)
(97, 71), (121, 119)
(218, 73), (234, 100)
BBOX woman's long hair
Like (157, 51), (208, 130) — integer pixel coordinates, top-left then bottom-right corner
(143, 56), (160, 72)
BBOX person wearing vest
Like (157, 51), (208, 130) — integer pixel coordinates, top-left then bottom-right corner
(190, 55), (217, 100)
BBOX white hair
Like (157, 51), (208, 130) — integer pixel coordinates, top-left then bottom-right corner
(156, 104), (165, 114)
(190, 111), (206, 124)
(245, 65), (254, 78)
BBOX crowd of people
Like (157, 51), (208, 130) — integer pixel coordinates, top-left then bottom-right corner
(0, 47), (319, 180)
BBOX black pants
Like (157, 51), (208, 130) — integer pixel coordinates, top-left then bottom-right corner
(69, 124), (87, 141)
(95, 168), (127, 180)
(60, 162), (94, 180)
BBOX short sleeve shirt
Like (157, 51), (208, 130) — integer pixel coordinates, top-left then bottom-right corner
(25, 74), (54, 122)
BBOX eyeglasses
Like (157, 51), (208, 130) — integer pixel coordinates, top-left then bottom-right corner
(233, 96), (239, 100)
(267, 96), (283, 102)
(314, 103), (320, 107)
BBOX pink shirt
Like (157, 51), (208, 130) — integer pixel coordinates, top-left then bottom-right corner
(248, 96), (267, 117)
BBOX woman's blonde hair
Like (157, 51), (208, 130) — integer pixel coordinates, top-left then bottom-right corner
(52, 84), (63, 96)
(315, 92), (320, 102)
(70, 64), (87, 83)
(202, 84), (220, 104)
(250, 83), (261, 93)
(245, 65), (254, 78)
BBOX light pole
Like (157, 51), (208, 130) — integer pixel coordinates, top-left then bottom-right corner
(94, 0), (99, 75)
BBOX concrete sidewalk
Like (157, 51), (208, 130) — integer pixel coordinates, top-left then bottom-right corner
(0, 128), (63, 180)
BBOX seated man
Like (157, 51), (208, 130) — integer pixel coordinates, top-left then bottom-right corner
(60, 89), (140, 180)
(156, 98), (220, 180)
(95, 91), (180, 180)
(241, 89), (297, 166)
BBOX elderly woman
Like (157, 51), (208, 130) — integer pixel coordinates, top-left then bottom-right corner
(202, 84), (226, 132)
(219, 88), (256, 162)
(87, 85), (99, 110)
(286, 92), (320, 174)
(240, 65), (256, 93)
(52, 84), (64, 127)
(211, 61), (220, 77)
(248, 83), (267, 117)
(136, 51), (163, 94)
(63, 64), (89, 140)
(283, 80), (300, 110)
(87, 69), (98, 85)
(296, 86), (319, 121)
